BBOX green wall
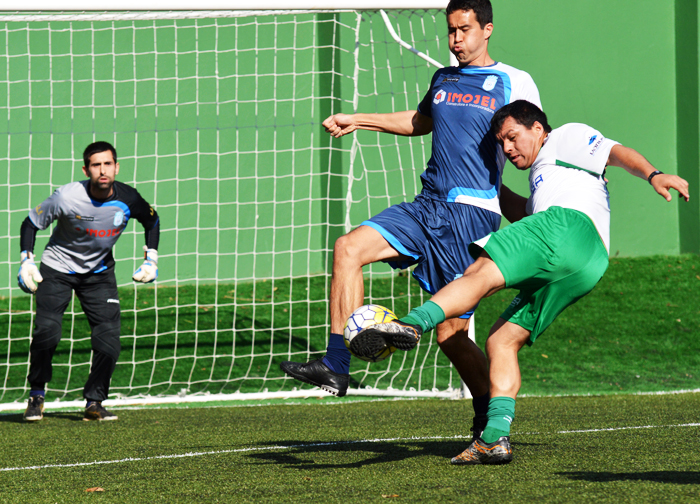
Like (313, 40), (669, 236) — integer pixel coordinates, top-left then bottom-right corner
(0, 4), (697, 296)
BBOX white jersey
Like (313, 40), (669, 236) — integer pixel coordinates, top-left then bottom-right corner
(526, 123), (619, 252)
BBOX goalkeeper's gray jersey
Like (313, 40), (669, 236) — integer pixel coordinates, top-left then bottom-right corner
(28, 180), (158, 274)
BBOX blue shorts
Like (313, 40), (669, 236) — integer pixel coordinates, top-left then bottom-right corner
(362, 195), (501, 318)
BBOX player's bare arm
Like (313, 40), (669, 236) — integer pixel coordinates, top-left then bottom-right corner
(607, 144), (690, 202)
(322, 110), (433, 138)
(499, 184), (528, 223)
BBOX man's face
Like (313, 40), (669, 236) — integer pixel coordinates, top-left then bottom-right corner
(447, 9), (492, 66)
(496, 117), (546, 170)
(82, 150), (119, 192)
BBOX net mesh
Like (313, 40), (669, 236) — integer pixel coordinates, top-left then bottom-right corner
(0, 9), (467, 402)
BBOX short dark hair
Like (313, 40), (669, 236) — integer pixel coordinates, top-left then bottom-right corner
(83, 141), (117, 168)
(491, 100), (552, 135)
(446, 0), (493, 28)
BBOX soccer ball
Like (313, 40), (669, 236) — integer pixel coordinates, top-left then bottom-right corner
(344, 304), (398, 362)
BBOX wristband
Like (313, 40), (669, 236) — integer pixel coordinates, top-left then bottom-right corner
(647, 170), (663, 184)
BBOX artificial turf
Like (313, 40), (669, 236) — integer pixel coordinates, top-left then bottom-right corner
(0, 392), (698, 503)
(0, 255), (698, 403)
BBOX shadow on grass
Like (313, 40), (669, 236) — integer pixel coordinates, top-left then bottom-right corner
(558, 471), (700, 484)
(246, 439), (476, 468)
(0, 411), (85, 424)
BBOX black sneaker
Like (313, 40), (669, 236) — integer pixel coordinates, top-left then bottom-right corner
(471, 415), (488, 441)
(451, 436), (513, 465)
(280, 358), (349, 397)
(23, 395), (45, 422)
(348, 320), (422, 359)
(83, 401), (118, 421)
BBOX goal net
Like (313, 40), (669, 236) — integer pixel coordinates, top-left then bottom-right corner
(0, 5), (472, 406)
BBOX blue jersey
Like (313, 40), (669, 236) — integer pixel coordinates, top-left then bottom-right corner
(417, 62), (541, 214)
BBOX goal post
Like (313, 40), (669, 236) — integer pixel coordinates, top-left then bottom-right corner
(0, 4), (476, 408)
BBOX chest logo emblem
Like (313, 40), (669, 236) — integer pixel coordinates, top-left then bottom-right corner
(482, 75), (498, 91)
(114, 211), (124, 227)
(433, 89), (447, 105)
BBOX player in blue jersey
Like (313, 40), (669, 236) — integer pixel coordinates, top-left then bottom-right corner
(281, 0), (540, 436)
(18, 141), (160, 422)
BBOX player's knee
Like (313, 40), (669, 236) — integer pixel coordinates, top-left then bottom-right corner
(333, 233), (363, 265)
(31, 315), (63, 351)
(91, 321), (121, 361)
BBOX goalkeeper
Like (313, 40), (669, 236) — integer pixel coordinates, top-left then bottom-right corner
(350, 100), (690, 464)
(281, 0), (540, 438)
(19, 141), (160, 422)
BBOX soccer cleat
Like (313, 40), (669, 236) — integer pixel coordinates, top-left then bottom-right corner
(83, 401), (118, 421)
(451, 436), (513, 465)
(23, 395), (45, 422)
(348, 320), (422, 359)
(280, 358), (349, 397)
(471, 415), (488, 441)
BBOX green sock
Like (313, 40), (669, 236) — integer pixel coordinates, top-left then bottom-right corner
(480, 396), (516, 444)
(399, 300), (446, 333)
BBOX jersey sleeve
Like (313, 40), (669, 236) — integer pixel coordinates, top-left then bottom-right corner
(509, 70), (542, 109)
(28, 187), (66, 230)
(416, 69), (443, 118)
(555, 124), (619, 177)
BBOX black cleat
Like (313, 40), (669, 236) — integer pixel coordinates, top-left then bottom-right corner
(349, 320), (422, 359)
(83, 401), (118, 421)
(451, 436), (513, 465)
(23, 395), (45, 422)
(280, 358), (349, 397)
(471, 415), (488, 441)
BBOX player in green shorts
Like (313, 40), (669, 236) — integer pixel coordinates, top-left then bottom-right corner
(349, 100), (690, 465)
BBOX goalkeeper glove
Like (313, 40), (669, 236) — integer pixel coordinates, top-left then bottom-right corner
(18, 251), (43, 294)
(132, 246), (158, 283)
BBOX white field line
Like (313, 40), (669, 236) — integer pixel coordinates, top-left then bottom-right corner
(2, 423), (700, 473)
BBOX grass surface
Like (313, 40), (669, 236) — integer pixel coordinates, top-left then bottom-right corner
(0, 392), (698, 503)
(0, 255), (699, 402)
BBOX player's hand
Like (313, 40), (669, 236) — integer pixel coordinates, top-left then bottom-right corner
(322, 113), (357, 138)
(132, 246), (158, 283)
(651, 173), (690, 202)
(18, 251), (43, 294)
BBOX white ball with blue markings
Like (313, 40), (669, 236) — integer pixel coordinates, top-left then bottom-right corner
(344, 304), (398, 362)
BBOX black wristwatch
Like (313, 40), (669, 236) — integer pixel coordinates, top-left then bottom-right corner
(647, 170), (663, 184)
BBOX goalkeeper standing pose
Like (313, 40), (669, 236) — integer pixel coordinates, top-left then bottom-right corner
(18, 141), (160, 422)
(281, 0), (540, 436)
(350, 100), (690, 464)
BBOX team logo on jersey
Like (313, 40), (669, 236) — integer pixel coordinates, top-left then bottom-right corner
(433, 89), (447, 105)
(113, 211), (124, 226)
(482, 75), (498, 91)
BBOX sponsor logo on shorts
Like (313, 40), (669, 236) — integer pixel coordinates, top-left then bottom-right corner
(509, 296), (521, 308)
(86, 228), (122, 238)
(114, 211), (124, 226)
(482, 75), (498, 91)
(107, 299), (120, 304)
(433, 89), (447, 104)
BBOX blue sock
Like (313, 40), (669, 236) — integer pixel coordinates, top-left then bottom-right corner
(29, 390), (45, 398)
(322, 333), (351, 374)
(472, 392), (490, 418)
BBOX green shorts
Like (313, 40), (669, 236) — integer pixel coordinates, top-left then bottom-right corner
(468, 206), (609, 345)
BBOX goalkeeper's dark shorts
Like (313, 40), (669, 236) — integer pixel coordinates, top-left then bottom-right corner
(361, 194), (501, 319)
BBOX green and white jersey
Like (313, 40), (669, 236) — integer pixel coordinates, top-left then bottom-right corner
(526, 123), (619, 252)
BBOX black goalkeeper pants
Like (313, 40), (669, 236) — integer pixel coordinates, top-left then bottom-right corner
(27, 263), (121, 402)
